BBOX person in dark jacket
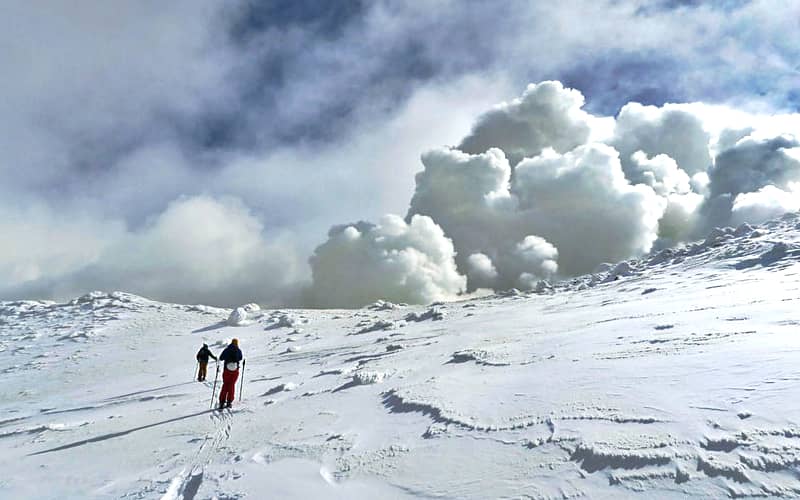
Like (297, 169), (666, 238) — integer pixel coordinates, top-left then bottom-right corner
(196, 343), (217, 382)
(218, 338), (243, 409)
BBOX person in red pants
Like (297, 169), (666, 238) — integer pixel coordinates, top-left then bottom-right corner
(218, 338), (243, 409)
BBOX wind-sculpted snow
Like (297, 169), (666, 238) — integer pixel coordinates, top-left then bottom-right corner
(1, 213), (800, 498)
(404, 305), (447, 322)
(448, 348), (513, 366)
(570, 441), (674, 473)
(226, 303), (261, 326)
(354, 319), (399, 334)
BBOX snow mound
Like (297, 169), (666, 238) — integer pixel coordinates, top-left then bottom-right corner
(733, 222), (754, 237)
(242, 303), (261, 313)
(366, 300), (406, 311)
(602, 261), (639, 282)
(449, 349), (512, 367)
(267, 311), (307, 329)
(405, 306), (446, 322)
(760, 242), (788, 263)
(352, 371), (389, 385)
(264, 382), (298, 395)
(67, 291), (156, 311)
(227, 303), (261, 326)
(704, 226), (734, 246)
(533, 280), (553, 294)
(183, 304), (226, 315)
(356, 319), (405, 334)
(227, 308), (248, 326)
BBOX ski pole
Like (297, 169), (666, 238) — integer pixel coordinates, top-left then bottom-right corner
(210, 362), (220, 409)
(239, 359), (246, 402)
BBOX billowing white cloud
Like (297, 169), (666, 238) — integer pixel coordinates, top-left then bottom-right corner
(622, 151), (703, 244)
(407, 141), (667, 290)
(613, 102), (712, 176)
(407, 84), (708, 289)
(512, 144), (667, 274)
(628, 151), (692, 196)
(458, 81), (597, 165)
(302, 85), (800, 302)
(509, 236), (559, 287)
(307, 214), (466, 308)
(467, 236), (559, 292)
(656, 191), (705, 245)
(399, 82), (800, 296)
(466, 253), (498, 289)
(408, 147), (524, 289)
(409, 147), (513, 226)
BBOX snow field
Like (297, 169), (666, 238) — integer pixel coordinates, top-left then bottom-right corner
(0, 213), (799, 498)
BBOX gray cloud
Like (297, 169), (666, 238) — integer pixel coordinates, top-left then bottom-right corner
(709, 135), (800, 198)
(696, 134), (800, 231)
(1, 196), (304, 307)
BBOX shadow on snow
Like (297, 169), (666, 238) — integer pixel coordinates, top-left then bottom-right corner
(29, 409), (212, 456)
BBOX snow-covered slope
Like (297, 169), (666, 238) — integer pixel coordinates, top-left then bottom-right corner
(2, 213), (800, 499)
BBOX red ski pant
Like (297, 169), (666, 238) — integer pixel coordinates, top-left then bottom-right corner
(219, 368), (239, 404)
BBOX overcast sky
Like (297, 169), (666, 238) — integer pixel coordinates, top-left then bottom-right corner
(2, 0), (799, 307)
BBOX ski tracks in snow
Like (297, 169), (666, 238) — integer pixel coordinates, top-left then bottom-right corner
(160, 409), (233, 500)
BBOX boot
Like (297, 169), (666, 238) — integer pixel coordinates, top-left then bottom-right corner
(225, 401), (232, 408)
(218, 401), (225, 410)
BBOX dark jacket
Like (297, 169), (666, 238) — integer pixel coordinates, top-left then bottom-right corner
(196, 345), (217, 363)
(219, 344), (243, 366)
